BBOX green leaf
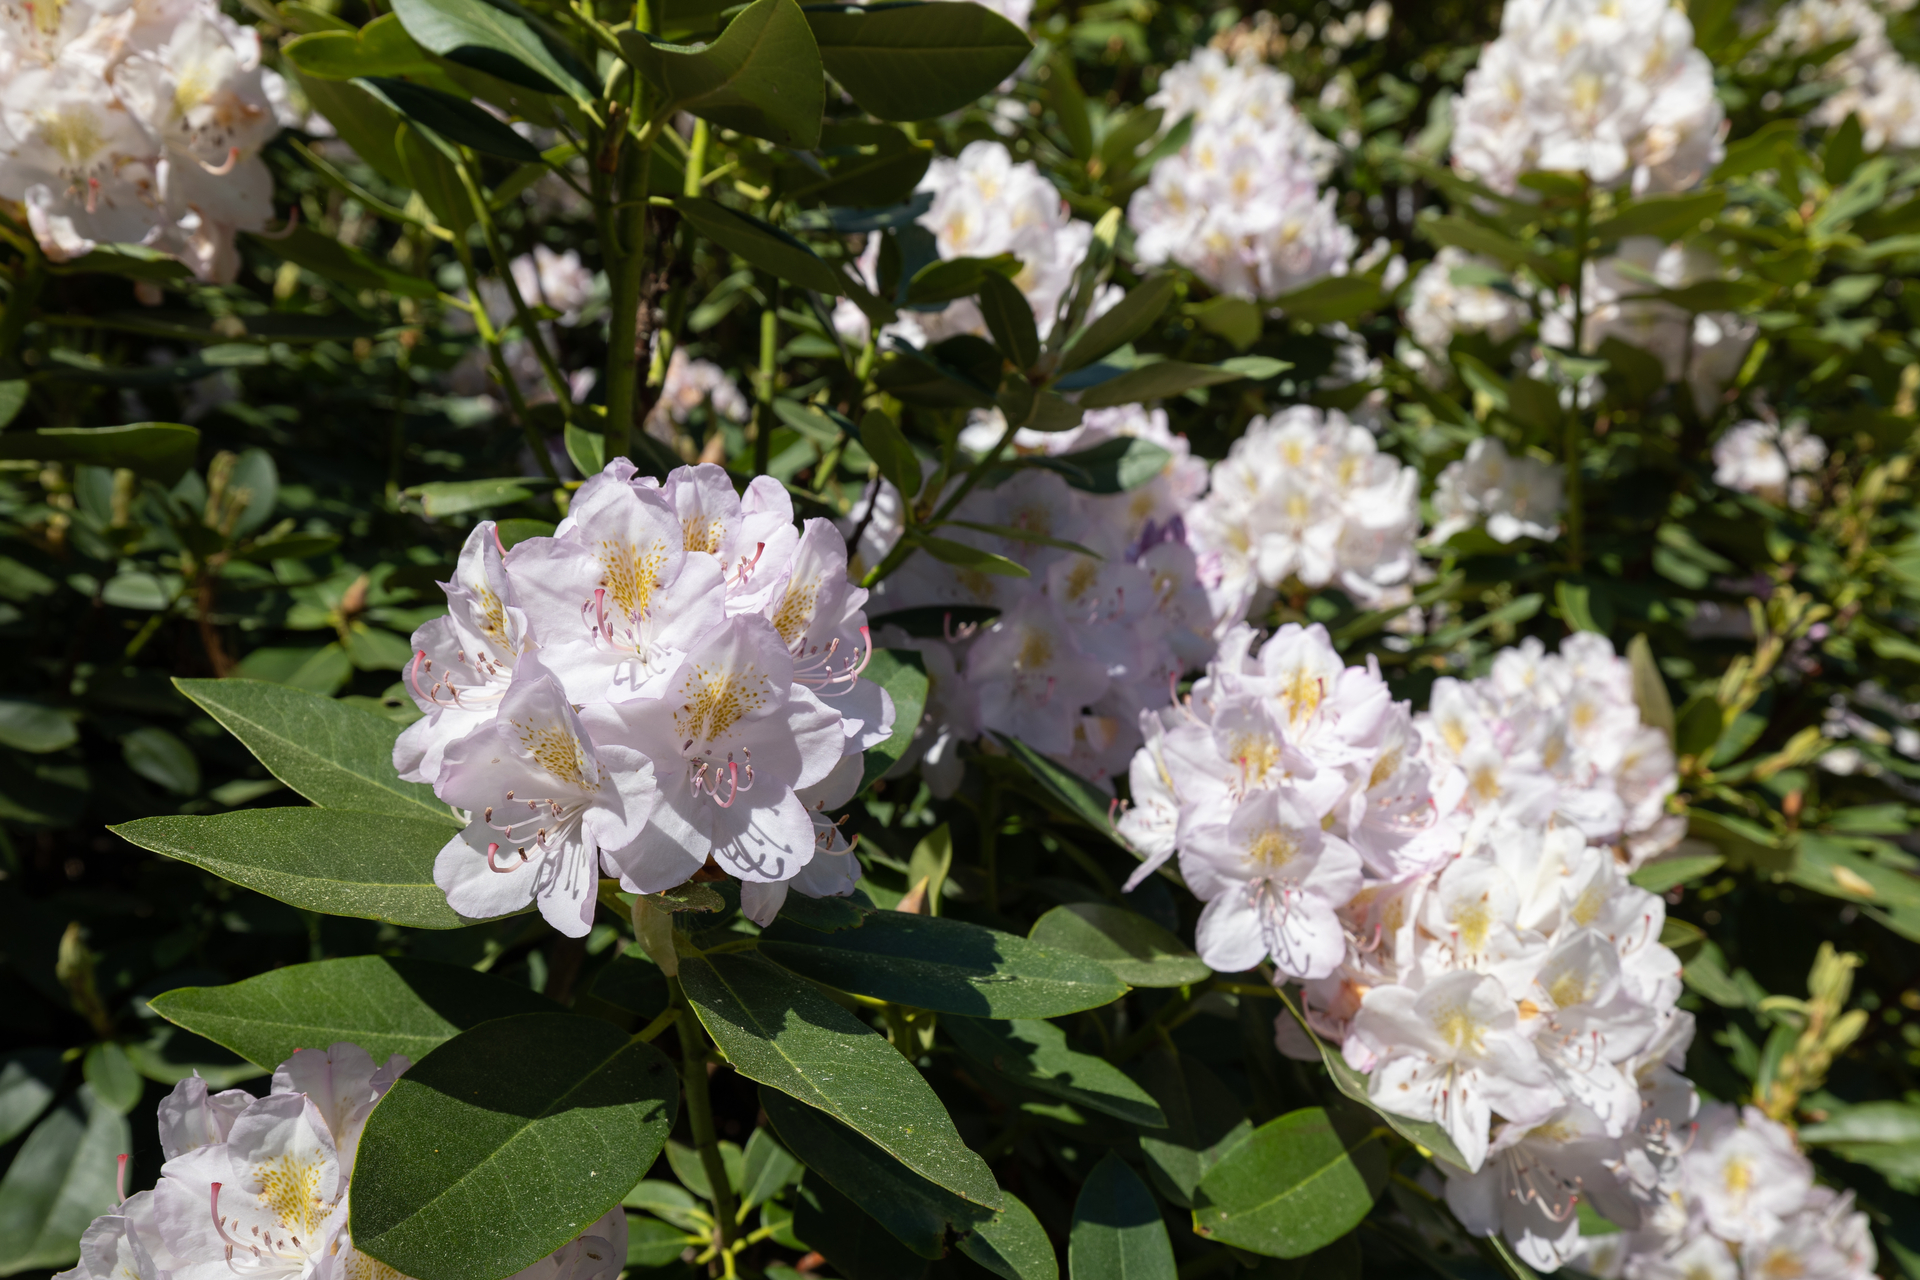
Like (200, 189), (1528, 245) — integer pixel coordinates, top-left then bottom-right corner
(679, 950), (1002, 1209)
(942, 520), (1101, 559)
(859, 647), (929, 789)
(763, 1088), (988, 1258)
(619, 0), (824, 149)
(980, 270), (1040, 370)
(1077, 359), (1275, 409)
(81, 1043), (143, 1114)
(622, 1179), (709, 1231)
(0, 1088), (130, 1274)
(1689, 809), (1793, 876)
(397, 121), (476, 233)
(1268, 274), (1385, 325)
(1673, 691), (1724, 761)
(282, 16), (433, 78)
(1059, 274), (1176, 372)
(1629, 852), (1725, 895)
(1131, 1048), (1251, 1208)
(148, 955), (557, 1069)
(626, 1213), (696, 1267)
(792, 1172), (931, 1280)
(945, 1017), (1164, 1127)
(1799, 1101), (1920, 1187)
(790, 122), (932, 207)
(405, 477), (541, 516)
(0, 423), (199, 483)
(1033, 437), (1175, 495)
(1191, 1107), (1381, 1258)
(0, 701), (78, 753)
(590, 951), (672, 1021)
(740, 1126), (803, 1210)
(111, 809), (474, 929)
(1316, 1033), (1468, 1168)
(990, 732), (1130, 851)
(665, 1138), (742, 1201)
(759, 908), (1129, 1017)
(860, 408), (921, 499)
(1791, 834), (1920, 933)
(915, 535), (1031, 577)
(1625, 632), (1675, 743)
(0, 380), (25, 430)
(352, 1014), (678, 1280)
(906, 254), (1021, 306)
(674, 196), (845, 294)
(0, 1051), (60, 1147)
(123, 725), (200, 796)
(359, 77), (545, 161)
(1590, 191), (1725, 243)
(1189, 296), (1262, 351)
(1028, 904), (1209, 988)
(173, 677), (452, 821)
(296, 74), (413, 186)
(960, 1190), (1057, 1280)
(803, 2), (1032, 122)
(389, 0), (593, 99)
(1068, 1154), (1176, 1280)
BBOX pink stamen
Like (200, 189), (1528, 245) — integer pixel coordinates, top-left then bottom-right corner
(486, 842), (526, 873)
(409, 650), (432, 703)
(209, 1183), (248, 1252)
(200, 146), (241, 176)
(116, 1153), (128, 1205)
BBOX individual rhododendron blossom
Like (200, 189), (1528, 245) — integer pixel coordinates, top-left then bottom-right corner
(1429, 438), (1566, 545)
(849, 405), (1226, 796)
(1127, 48), (1355, 299)
(1566, 1103), (1876, 1280)
(511, 245), (596, 326)
(1713, 418), (1829, 509)
(0, 0), (287, 280)
(1541, 237), (1757, 417)
(1770, 0), (1920, 151)
(1182, 405), (1422, 613)
(644, 346), (751, 447)
(55, 1044), (628, 1280)
(399, 461), (890, 929)
(1403, 248), (1527, 367)
(1450, 0), (1725, 196)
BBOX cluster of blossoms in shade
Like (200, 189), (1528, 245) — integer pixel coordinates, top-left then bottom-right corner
(0, 0), (293, 281)
(396, 460), (894, 931)
(56, 1044), (625, 1280)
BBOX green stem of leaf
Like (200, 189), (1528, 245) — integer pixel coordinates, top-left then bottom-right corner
(753, 289), (779, 477)
(604, 116), (660, 468)
(455, 151), (575, 426)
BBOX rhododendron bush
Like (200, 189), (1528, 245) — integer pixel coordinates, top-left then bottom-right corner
(5, 0), (1920, 1277)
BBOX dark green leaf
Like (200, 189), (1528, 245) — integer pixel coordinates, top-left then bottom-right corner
(626, 1213), (696, 1267)
(1028, 904), (1209, 988)
(980, 270), (1041, 370)
(122, 725), (199, 796)
(792, 1172), (931, 1280)
(390, 0), (594, 98)
(804, 2), (1032, 121)
(991, 731), (1131, 850)
(1799, 1101), (1920, 1187)
(760, 908), (1129, 1017)
(0, 380), (25, 430)
(1031, 436), (1175, 496)
(906, 254), (1021, 306)
(397, 122), (477, 233)
(915, 535), (1031, 577)
(620, 0), (825, 149)
(1192, 1107), (1381, 1258)
(1131, 1048), (1251, 1208)
(352, 1014), (678, 1280)
(111, 809), (473, 929)
(282, 15), (445, 79)
(859, 647), (929, 789)
(590, 951), (672, 1021)
(1591, 191), (1725, 243)
(0, 1088), (129, 1274)
(960, 1190), (1057, 1280)
(0, 1051), (60, 1147)
(1268, 274), (1385, 325)
(149, 955), (557, 1069)
(1059, 274), (1176, 372)
(790, 122), (932, 206)
(679, 950), (1002, 1208)
(1189, 296), (1262, 351)
(1077, 359), (1272, 409)
(763, 1088), (988, 1258)
(173, 678), (452, 821)
(359, 77), (544, 161)
(0, 701), (78, 753)
(1067, 1154), (1175, 1280)
(81, 1043), (142, 1114)
(260, 226), (439, 298)
(1629, 852), (1725, 895)
(0, 423), (198, 483)
(295, 74), (412, 186)
(405, 477), (540, 516)
(946, 1017), (1164, 1127)
(675, 196), (844, 294)
(740, 1126), (803, 1210)
(860, 408), (921, 499)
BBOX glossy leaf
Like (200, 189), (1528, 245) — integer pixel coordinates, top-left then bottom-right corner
(804, 2), (1032, 121)
(1630, 851), (1725, 895)
(1067, 1154), (1175, 1280)
(945, 1017), (1164, 1127)
(762, 1088), (988, 1258)
(791, 122), (932, 207)
(1034, 437), (1175, 495)
(589, 951), (673, 1021)
(980, 270), (1041, 370)
(620, 0), (824, 148)
(792, 1173), (931, 1280)
(622, 1180), (708, 1231)
(397, 123), (476, 234)
(959, 1190), (1057, 1280)
(679, 950), (1002, 1209)
(173, 678), (452, 822)
(81, 1043), (142, 1114)
(112, 809), (472, 929)
(352, 1013), (678, 1280)
(0, 1087), (130, 1274)
(390, 0), (593, 98)
(859, 408), (921, 500)
(359, 77), (544, 161)
(282, 14), (449, 80)
(149, 955), (556, 1069)
(0, 423), (198, 483)
(0, 1051), (60, 1147)
(1077, 358), (1276, 409)
(860, 647), (929, 789)
(1193, 1108), (1382, 1258)
(1132, 1048), (1251, 1208)
(675, 197), (845, 294)
(1800, 1100), (1920, 1185)
(906, 254), (1020, 306)
(1029, 903), (1209, 988)
(1059, 274), (1175, 372)
(740, 1125), (804, 1210)
(759, 907), (1129, 1017)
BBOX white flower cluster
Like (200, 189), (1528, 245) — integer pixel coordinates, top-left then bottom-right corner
(1771, 0), (1920, 152)
(1430, 438), (1566, 545)
(1118, 626), (1700, 1265)
(1404, 248), (1528, 363)
(1127, 48), (1355, 300)
(1450, 0), (1726, 196)
(0, 0), (289, 281)
(397, 460), (893, 930)
(56, 1043), (626, 1280)
(1713, 419), (1829, 509)
(1543, 237), (1757, 417)
(1182, 405), (1422, 613)
(1572, 1103), (1876, 1280)
(835, 140), (1099, 349)
(849, 405), (1219, 794)
(644, 346), (751, 447)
